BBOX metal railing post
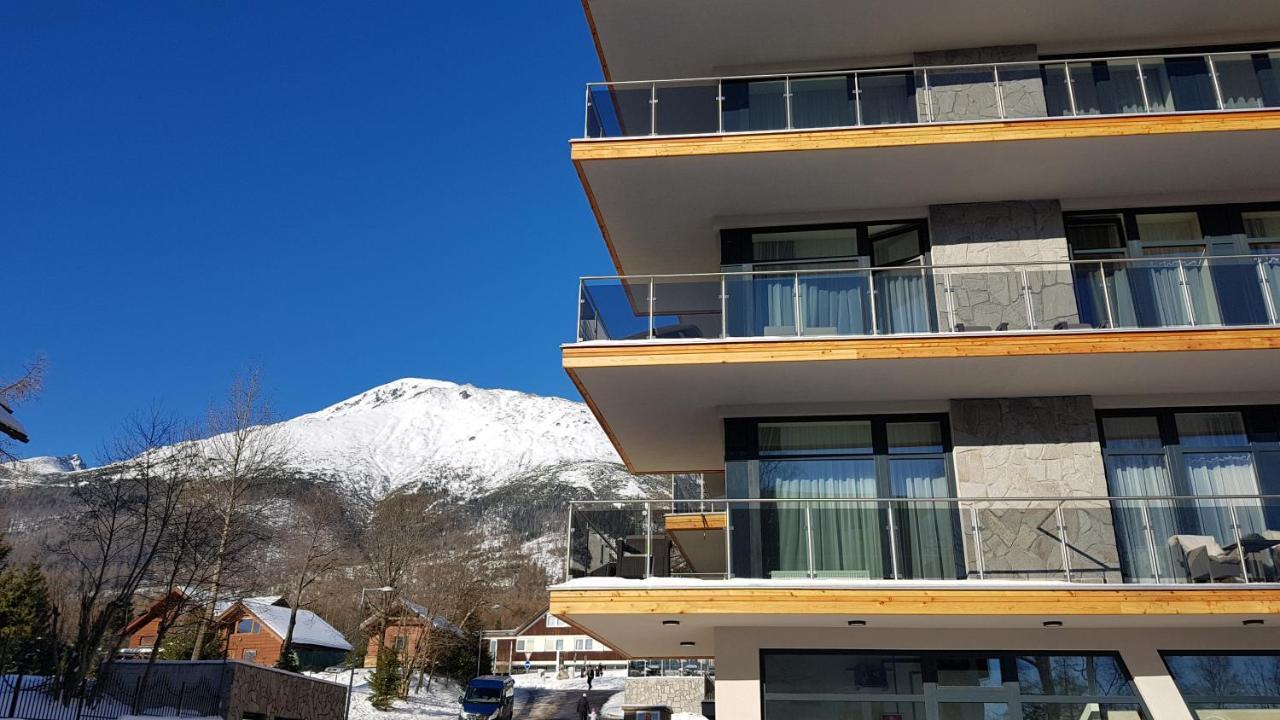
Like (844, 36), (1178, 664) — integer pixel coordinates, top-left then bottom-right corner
(1064, 63), (1079, 116)
(853, 72), (863, 126)
(724, 501), (734, 579)
(1020, 267), (1036, 329)
(1257, 258), (1278, 325)
(583, 85), (592, 138)
(1139, 500), (1161, 584)
(784, 76), (793, 129)
(993, 64), (1006, 119)
(720, 273), (729, 338)
(576, 279), (585, 343)
(1135, 59), (1152, 112)
(970, 505), (985, 580)
(649, 82), (658, 135)
(922, 68), (934, 122)
(644, 501), (653, 579)
(716, 79), (724, 134)
(868, 268), (879, 335)
(1054, 503), (1072, 582)
(648, 276), (656, 338)
(1206, 55), (1226, 110)
(1176, 260), (1197, 326)
(944, 273), (957, 331)
(886, 500), (900, 580)
(793, 271), (802, 335)
(1099, 261), (1117, 329)
(1227, 502), (1250, 584)
(564, 503), (574, 583)
(804, 504), (816, 579)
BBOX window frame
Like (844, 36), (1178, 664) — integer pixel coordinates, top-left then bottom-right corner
(1160, 650), (1280, 708)
(1065, 202), (1280, 261)
(720, 219), (931, 269)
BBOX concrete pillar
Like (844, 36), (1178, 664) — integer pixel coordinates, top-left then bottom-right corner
(713, 627), (761, 719)
(1120, 646), (1195, 720)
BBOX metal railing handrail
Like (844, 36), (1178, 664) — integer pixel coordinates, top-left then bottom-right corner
(578, 250), (1280, 282)
(584, 48), (1280, 90)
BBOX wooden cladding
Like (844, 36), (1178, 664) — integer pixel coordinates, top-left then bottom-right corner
(571, 110), (1280, 161)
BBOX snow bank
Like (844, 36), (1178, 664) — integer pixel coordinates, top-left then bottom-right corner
(305, 669), (462, 720)
(511, 669), (626, 692)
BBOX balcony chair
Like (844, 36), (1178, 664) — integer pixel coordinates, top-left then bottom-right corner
(1168, 534), (1244, 583)
(953, 322), (1009, 332)
(1052, 321), (1093, 330)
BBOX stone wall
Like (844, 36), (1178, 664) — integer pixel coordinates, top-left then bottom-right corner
(950, 396), (1120, 582)
(221, 661), (347, 720)
(928, 200), (1079, 331)
(624, 676), (710, 716)
(914, 45), (1046, 122)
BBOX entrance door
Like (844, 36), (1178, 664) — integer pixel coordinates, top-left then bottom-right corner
(924, 655), (1021, 720)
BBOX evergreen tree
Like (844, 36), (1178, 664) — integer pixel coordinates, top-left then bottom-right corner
(275, 647), (301, 673)
(367, 644), (402, 711)
(0, 562), (58, 674)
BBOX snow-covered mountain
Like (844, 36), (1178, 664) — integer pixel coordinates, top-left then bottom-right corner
(0, 453), (87, 478)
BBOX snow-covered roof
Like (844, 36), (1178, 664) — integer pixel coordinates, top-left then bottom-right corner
(401, 600), (465, 638)
(0, 402), (28, 443)
(214, 595), (285, 617)
(225, 599), (352, 651)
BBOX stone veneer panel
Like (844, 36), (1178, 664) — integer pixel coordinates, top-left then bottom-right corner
(929, 200), (1079, 330)
(914, 45), (1047, 122)
(624, 676), (711, 716)
(950, 396), (1120, 582)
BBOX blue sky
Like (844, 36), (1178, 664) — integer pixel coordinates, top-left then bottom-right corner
(1, 3), (612, 460)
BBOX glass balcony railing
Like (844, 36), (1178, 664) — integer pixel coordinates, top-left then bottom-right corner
(565, 495), (1280, 586)
(576, 253), (1280, 342)
(583, 49), (1280, 139)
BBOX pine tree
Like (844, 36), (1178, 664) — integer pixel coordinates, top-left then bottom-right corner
(367, 644), (402, 711)
(275, 647), (301, 673)
(0, 562), (58, 674)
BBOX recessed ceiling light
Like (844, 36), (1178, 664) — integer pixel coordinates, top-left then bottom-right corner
(847, 620), (867, 627)
(680, 641), (696, 647)
(1243, 619), (1265, 626)
(662, 620), (680, 626)
(1043, 620), (1064, 628)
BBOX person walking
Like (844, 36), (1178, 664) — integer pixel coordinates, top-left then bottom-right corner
(576, 693), (591, 720)
(586, 665), (596, 689)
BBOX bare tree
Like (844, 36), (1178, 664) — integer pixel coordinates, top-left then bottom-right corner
(276, 485), (348, 670)
(54, 409), (194, 699)
(0, 355), (47, 461)
(187, 370), (291, 660)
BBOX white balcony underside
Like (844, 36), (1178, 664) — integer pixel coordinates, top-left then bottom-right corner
(568, 337), (1280, 471)
(579, 123), (1280, 277)
(586, 0), (1280, 80)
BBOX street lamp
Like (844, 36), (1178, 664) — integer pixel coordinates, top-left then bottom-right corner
(345, 586), (396, 720)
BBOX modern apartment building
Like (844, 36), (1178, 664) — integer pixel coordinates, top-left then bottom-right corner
(551, 2), (1280, 719)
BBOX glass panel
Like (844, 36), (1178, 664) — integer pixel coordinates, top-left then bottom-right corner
(891, 460), (961, 579)
(857, 71), (919, 125)
(1104, 450), (1178, 583)
(1213, 53), (1273, 109)
(945, 267), (1032, 332)
(1070, 262), (1115, 329)
(791, 75), (856, 129)
(579, 277), (652, 341)
(762, 652), (924, 694)
(1176, 412), (1248, 447)
(1200, 256), (1273, 326)
(998, 63), (1050, 119)
(1067, 216), (1127, 253)
(927, 66), (1001, 121)
(936, 655), (1002, 687)
(1141, 56), (1218, 112)
(1137, 212), (1203, 242)
(1016, 654), (1138, 696)
(586, 83), (653, 137)
(798, 269), (873, 336)
(1059, 499), (1124, 583)
(568, 503), (651, 580)
(937, 703), (1009, 720)
(1026, 265), (1081, 330)
(725, 270), (797, 337)
(759, 421), (872, 456)
(722, 78), (787, 132)
(1102, 416), (1163, 449)
(1164, 654), (1280, 704)
(1245, 211), (1280, 239)
(653, 80), (720, 135)
(973, 501), (1067, 581)
(752, 227), (860, 262)
(1041, 63), (1075, 117)
(888, 422), (944, 454)
(870, 224), (924, 265)
(758, 460), (883, 579)
(649, 275), (723, 340)
(765, 700), (925, 720)
(874, 267), (935, 334)
(1068, 60), (1146, 115)
(1108, 259), (1193, 328)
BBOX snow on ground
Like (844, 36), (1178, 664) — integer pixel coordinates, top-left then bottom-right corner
(306, 668), (461, 720)
(510, 669), (626, 692)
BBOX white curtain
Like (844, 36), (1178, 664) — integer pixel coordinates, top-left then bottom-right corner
(766, 460), (882, 578)
(890, 459), (959, 579)
(1106, 455), (1180, 582)
(875, 269), (932, 333)
(801, 272), (871, 335)
(1177, 411), (1264, 540)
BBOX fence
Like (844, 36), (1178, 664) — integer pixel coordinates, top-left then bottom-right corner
(1, 662), (224, 720)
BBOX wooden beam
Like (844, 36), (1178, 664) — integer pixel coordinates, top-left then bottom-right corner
(571, 110), (1280, 162)
(551, 587), (1280, 617)
(665, 512), (728, 532)
(563, 328), (1280, 369)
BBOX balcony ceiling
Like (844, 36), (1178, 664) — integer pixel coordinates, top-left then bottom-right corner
(584, 0), (1280, 81)
(564, 330), (1280, 472)
(575, 115), (1280, 277)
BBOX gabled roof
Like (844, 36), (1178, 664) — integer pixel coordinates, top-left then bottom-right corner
(512, 607), (556, 637)
(213, 595), (286, 617)
(218, 598), (352, 651)
(0, 402), (28, 443)
(123, 588), (189, 636)
(359, 598), (465, 638)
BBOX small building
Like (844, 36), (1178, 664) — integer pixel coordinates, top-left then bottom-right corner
(489, 607), (626, 674)
(119, 588), (193, 658)
(360, 598), (463, 668)
(218, 597), (352, 671)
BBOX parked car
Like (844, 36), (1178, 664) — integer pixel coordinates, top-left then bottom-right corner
(458, 675), (514, 720)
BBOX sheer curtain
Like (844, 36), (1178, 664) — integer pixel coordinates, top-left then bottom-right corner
(1107, 455), (1179, 582)
(1177, 412), (1264, 539)
(801, 272), (871, 335)
(875, 269), (932, 333)
(765, 460), (882, 578)
(890, 459), (959, 579)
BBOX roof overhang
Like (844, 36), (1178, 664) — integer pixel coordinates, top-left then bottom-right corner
(583, 0), (1280, 81)
(573, 111), (1280, 277)
(565, 328), (1280, 472)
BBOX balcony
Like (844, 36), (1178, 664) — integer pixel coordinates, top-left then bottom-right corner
(578, 253), (1280, 344)
(583, 50), (1280, 141)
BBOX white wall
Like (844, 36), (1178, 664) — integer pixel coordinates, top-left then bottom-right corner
(714, 625), (1280, 720)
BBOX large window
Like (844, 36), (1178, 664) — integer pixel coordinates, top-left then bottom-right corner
(761, 651), (1146, 720)
(1163, 653), (1280, 715)
(725, 415), (961, 580)
(1065, 203), (1280, 329)
(720, 221), (934, 337)
(1099, 407), (1280, 583)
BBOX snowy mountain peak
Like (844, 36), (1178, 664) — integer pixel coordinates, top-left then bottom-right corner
(1, 453), (87, 477)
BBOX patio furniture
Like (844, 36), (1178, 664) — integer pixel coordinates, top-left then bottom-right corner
(1168, 534), (1244, 583)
